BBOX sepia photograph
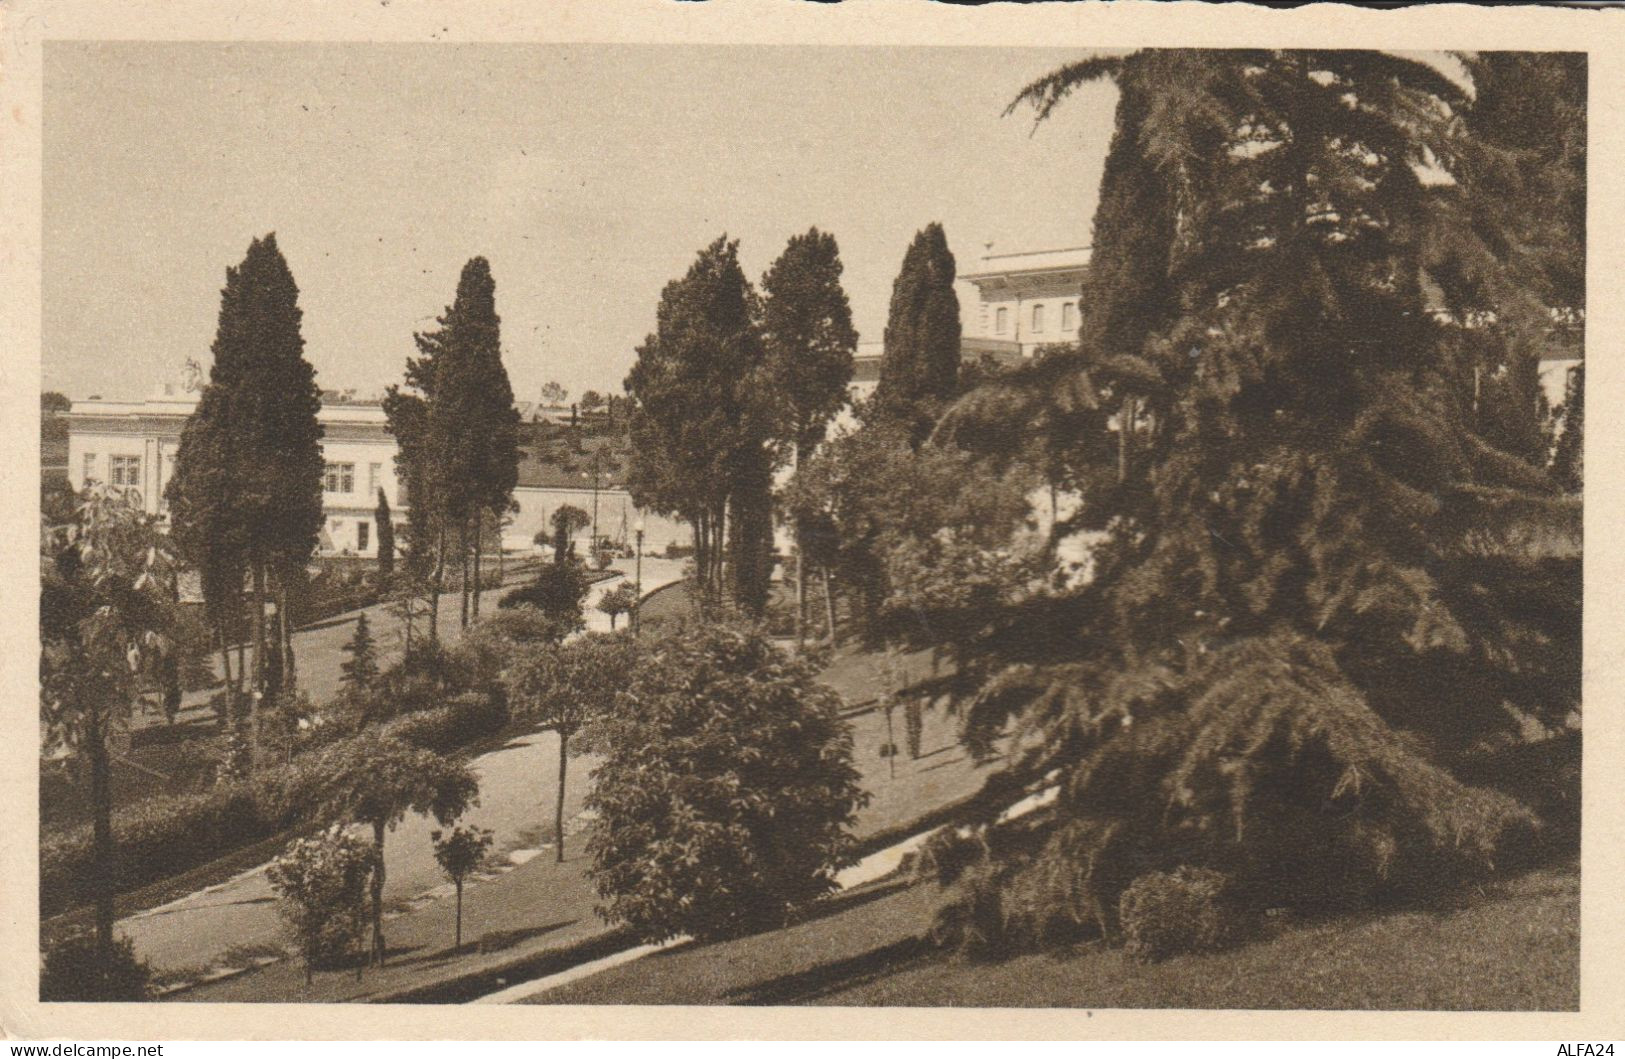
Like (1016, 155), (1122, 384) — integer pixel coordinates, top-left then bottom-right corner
(10, 0), (1608, 1040)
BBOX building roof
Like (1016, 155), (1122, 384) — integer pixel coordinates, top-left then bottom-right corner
(961, 245), (1093, 284)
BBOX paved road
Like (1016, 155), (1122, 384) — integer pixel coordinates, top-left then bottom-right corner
(117, 556), (687, 973)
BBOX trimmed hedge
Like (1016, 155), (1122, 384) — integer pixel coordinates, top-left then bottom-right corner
(41, 692), (507, 919)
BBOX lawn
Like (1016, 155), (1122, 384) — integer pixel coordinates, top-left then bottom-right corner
(530, 860), (1579, 1010)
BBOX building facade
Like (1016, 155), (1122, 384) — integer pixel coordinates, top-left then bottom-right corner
(66, 389), (407, 556)
(64, 385), (686, 560)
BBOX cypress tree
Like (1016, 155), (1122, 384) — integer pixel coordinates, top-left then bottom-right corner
(375, 487), (395, 580)
(625, 236), (769, 609)
(874, 223), (961, 440)
(761, 227), (858, 639)
(460, 259), (520, 620)
(173, 233), (321, 745)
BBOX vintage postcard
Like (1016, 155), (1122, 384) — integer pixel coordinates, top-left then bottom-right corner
(2, 0), (1621, 1042)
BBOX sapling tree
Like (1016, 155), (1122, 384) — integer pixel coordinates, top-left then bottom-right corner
(595, 581), (640, 631)
(504, 633), (640, 862)
(430, 824), (495, 950)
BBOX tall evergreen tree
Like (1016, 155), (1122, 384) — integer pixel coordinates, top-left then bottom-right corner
(625, 236), (770, 608)
(761, 227), (858, 638)
(397, 258), (519, 631)
(908, 51), (1576, 952)
(170, 234), (321, 741)
(459, 259), (520, 620)
(375, 487), (395, 580)
(167, 379), (249, 704)
(874, 223), (961, 440)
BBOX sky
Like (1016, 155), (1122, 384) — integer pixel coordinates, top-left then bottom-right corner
(43, 43), (1118, 405)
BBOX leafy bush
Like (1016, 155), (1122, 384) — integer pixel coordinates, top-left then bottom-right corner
(266, 830), (375, 979)
(40, 933), (153, 1001)
(586, 624), (868, 942)
(1119, 866), (1236, 962)
(913, 826), (989, 888)
(498, 563), (590, 634)
(457, 607), (578, 691)
(382, 693), (508, 753)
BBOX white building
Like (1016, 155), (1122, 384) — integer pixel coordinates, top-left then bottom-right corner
(66, 387), (408, 556)
(64, 383), (687, 560)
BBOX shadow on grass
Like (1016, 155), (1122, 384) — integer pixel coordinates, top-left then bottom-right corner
(726, 936), (930, 1005)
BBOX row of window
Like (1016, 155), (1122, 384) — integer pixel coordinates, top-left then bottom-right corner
(324, 461), (388, 498)
(82, 453), (143, 488)
(83, 454), (390, 500)
(993, 301), (1078, 337)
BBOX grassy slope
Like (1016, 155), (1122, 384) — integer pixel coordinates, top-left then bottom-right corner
(176, 648), (992, 1002)
(532, 861), (1578, 1010)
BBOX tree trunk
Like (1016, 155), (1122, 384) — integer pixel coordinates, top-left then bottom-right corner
(370, 819), (387, 966)
(555, 728), (569, 863)
(472, 509), (484, 620)
(250, 561), (266, 761)
(455, 880), (463, 950)
(823, 566), (838, 644)
(429, 529), (446, 644)
(793, 442), (807, 649)
(88, 711), (115, 960)
(459, 518), (470, 630)
(277, 570), (295, 692)
(216, 630), (234, 729)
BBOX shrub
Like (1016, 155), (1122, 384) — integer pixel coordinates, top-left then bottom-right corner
(40, 933), (153, 1001)
(913, 826), (989, 888)
(382, 693), (508, 753)
(499, 563), (590, 634)
(586, 624), (868, 942)
(266, 830), (375, 981)
(457, 607), (578, 691)
(1118, 866), (1235, 962)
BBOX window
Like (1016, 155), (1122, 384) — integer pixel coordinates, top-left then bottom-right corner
(995, 307), (1009, 334)
(110, 455), (141, 488)
(357, 521), (370, 552)
(82, 452), (97, 484)
(369, 463), (382, 498)
(1062, 302), (1077, 332)
(324, 462), (355, 494)
(1032, 304), (1045, 333)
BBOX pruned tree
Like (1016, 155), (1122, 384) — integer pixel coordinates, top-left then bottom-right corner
(595, 581), (640, 631)
(549, 504), (591, 565)
(505, 633), (641, 862)
(430, 825), (494, 950)
(585, 625), (865, 941)
(267, 829), (376, 983)
(375, 488), (395, 580)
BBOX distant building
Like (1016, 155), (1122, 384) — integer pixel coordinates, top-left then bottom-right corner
(63, 384), (683, 559)
(65, 387), (406, 556)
